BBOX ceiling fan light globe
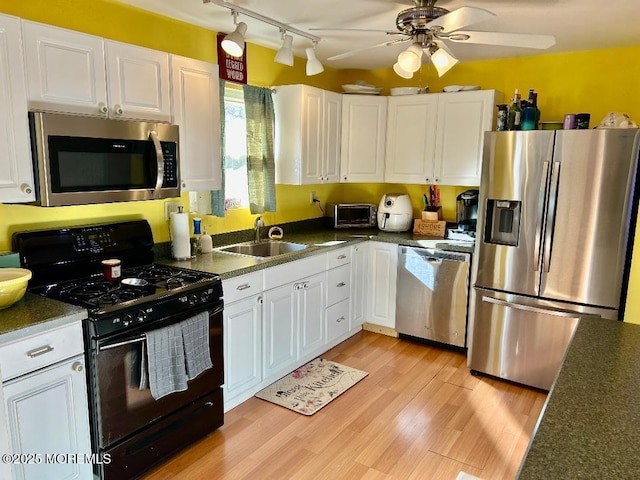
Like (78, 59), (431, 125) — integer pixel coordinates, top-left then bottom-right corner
(430, 47), (458, 77)
(393, 62), (413, 79)
(222, 22), (247, 57)
(275, 34), (294, 66)
(397, 43), (423, 72)
(306, 47), (324, 76)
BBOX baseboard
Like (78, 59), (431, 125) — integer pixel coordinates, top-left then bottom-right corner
(363, 323), (398, 337)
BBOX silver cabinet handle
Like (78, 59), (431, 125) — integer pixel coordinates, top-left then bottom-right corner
(481, 296), (580, 318)
(98, 102), (108, 114)
(236, 284), (251, 291)
(113, 104), (124, 116)
(21, 183), (32, 195)
(149, 130), (164, 199)
(337, 282), (346, 288)
(337, 255), (347, 260)
(26, 345), (54, 358)
(257, 295), (263, 304)
(336, 316), (345, 323)
(72, 361), (84, 373)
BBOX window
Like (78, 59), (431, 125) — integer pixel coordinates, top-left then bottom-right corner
(222, 84), (249, 209)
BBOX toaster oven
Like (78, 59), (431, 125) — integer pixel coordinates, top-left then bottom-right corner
(326, 203), (377, 229)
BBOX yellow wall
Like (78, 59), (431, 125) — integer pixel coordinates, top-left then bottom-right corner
(2, 0), (640, 322)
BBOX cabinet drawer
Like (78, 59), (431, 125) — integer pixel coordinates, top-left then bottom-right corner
(223, 271), (263, 304)
(0, 321), (84, 381)
(326, 299), (350, 342)
(327, 264), (350, 307)
(263, 254), (325, 290)
(327, 246), (351, 269)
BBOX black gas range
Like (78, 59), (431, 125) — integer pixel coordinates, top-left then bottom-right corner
(13, 220), (225, 480)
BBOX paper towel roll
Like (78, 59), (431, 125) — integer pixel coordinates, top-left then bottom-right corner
(170, 212), (191, 260)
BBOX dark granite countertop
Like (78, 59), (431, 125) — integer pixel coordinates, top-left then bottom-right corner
(159, 228), (474, 279)
(517, 315), (640, 479)
(0, 293), (86, 344)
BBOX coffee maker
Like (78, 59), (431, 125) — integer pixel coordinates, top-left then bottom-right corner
(456, 189), (479, 231)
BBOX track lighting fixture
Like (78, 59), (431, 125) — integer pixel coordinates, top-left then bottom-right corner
(274, 31), (294, 66)
(221, 11), (247, 57)
(305, 43), (324, 76)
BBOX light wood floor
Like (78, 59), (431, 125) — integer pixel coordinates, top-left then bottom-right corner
(143, 331), (546, 480)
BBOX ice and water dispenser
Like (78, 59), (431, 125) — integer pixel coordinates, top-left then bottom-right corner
(483, 200), (522, 246)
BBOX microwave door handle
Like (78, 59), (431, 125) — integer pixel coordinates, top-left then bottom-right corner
(149, 130), (164, 199)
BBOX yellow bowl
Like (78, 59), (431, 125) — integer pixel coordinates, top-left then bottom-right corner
(0, 268), (32, 310)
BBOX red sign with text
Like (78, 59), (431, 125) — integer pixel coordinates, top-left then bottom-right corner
(217, 33), (247, 84)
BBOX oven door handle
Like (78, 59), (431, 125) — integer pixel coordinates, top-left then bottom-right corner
(99, 334), (146, 351)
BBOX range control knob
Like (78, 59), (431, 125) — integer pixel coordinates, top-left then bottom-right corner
(200, 291), (210, 303)
(122, 313), (134, 327)
(188, 294), (198, 306)
(137, 309), (148, 323)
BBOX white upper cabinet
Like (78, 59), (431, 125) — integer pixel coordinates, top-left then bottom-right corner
(340, 95), (387, 183)
(22, 21), (171, 122)
(171, 55), (221, 191)
(105, 41), (171, 122)
(385, 90), (497, 186)
(0, 14), (35, 203)
(273, 84), (342, 184)
(385, 94), (438, 184)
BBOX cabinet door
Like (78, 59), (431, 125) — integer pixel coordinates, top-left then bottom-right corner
(3, 356), (91, 480)
(300, 86), (324, 184)
(263, 283), (298, 380)
(106, 41), (171, 122)
(340, 95), (387, 183)
(0, 14), (35, 203)
(434, 90), (496, 186)
(350, 242), (369, 328)
(367, 241), (398, 329)
(297, 273), (326, 360)
(172, 55), (222, 191)
(322, 91), (342, 183)
(224, 294), (262, 407)
(385, 95), (438, 184)
(22, 21), (108, 116)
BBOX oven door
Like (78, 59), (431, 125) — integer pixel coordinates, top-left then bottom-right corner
(91, 302), (223, 449)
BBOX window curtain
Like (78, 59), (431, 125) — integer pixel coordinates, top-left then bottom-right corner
(210, 78), (227, 217)
(243, 84), (276, 214)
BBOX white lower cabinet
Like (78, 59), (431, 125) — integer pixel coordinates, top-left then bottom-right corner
(223, 293), (263, 408)
(262, 282), (298, 381)
(350, 243), (368, 329)
(3, 354), (91, 480)
(222, 246), (367, 412)
(297, 273), (326, 361)
(367, 241), (398, 329)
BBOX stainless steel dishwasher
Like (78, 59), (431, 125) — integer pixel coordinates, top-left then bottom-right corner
(396, 246), (471, 349)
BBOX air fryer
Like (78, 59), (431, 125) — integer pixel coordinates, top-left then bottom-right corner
(456, 189), (479, 231)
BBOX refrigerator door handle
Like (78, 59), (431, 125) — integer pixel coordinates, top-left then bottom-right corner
(534, 161), (551, 271)
(481, 295), (579, 318)
(543, 161), (561, 272)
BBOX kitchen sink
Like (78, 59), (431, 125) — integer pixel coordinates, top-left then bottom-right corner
(216, 241), (308, 258)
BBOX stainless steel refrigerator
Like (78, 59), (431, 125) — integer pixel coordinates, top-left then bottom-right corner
(468, 129), (640, 390)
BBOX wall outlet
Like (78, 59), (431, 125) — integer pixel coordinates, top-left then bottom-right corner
(310, 191), (317, 204)
(164, 201), (181, 220)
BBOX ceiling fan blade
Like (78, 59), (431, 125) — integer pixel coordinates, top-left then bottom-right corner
(309, 28), (400, 35)
(327, 38), (409, 61)
(448, 31), (556, 49)
(426, 6), (495, 33)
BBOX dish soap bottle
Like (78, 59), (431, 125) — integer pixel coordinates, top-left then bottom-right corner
(191, 217), (202, 256)
(200, 225), (213, 253)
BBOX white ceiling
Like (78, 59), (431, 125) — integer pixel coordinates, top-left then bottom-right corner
(116, 0), (640, 70)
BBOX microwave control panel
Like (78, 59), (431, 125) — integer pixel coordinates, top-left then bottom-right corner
(161, 142), (178, 188)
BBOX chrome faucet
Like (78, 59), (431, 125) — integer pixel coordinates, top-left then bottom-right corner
(254, 216), (265, 243)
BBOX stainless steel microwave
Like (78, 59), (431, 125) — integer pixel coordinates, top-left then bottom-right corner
(326, 203), (377, 229)
(28, 112), (180, 206)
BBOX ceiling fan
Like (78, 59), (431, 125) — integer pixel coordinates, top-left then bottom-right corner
(314, 0), (556, 77)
